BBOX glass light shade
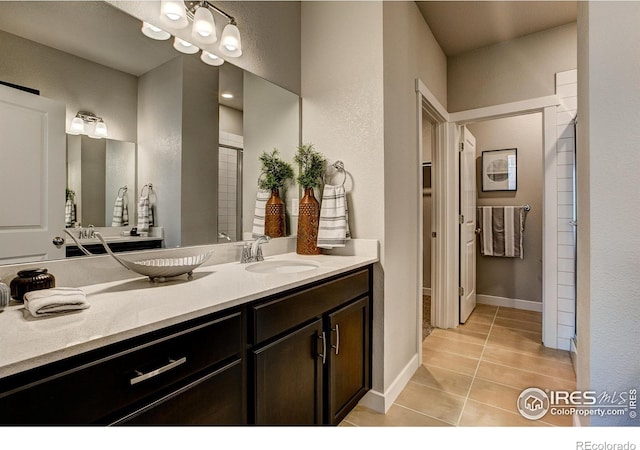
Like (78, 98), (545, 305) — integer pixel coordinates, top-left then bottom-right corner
(93, 120), (108, 139)
(69, 117), (84, 135)
(201, 50), (224, 66)
(160, 0), (188, 29)
(219, 23), (242, 57)
(141, 21), (170, 40)
(173, 37), (199, 54)
(192, 6), (217, 44)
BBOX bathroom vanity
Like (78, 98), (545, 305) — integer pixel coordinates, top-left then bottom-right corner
(0, 251), (375, 426)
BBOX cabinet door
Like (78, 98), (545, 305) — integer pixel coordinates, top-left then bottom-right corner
(327, 296), (370, 425)
(113, 359), (244, 425)
(253, 319), (324, 425)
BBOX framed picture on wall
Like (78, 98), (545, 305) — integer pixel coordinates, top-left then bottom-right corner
(482, 148), (517, 191)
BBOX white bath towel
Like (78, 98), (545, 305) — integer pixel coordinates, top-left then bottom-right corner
(317, 184), (351, 249)
(111, 195), (129, 227)
(252, 189), (271, 238)
(137, 196), (153, 232)
(65, 198), (76, 228)
(478, 206), (525, 259)
(24, 287), (90, 317)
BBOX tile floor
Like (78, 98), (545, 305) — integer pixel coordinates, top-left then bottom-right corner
(341, 303), (576, 427)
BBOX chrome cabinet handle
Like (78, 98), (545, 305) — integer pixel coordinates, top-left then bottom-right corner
(331, 324), (340, 355)
(52, 236), (65, 248)
(318, 332), (327, 365)
(130, 357), (187, 385)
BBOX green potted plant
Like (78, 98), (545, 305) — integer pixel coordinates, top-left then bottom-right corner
(293, 144), (326, 255)
(258, 149), (293, 238)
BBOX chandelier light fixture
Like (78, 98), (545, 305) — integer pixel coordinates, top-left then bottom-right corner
(69, 111), (108, 139)
(142, 1), (242, 67)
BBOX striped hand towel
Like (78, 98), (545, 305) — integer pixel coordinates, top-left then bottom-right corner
(251, 189), (271, 238)
(111, 195), (129, 227)
(478, 206), (525, 259)
(64, 198), (76, 228)
(137, 196), (152, 232)
(317, 184), (351, 249)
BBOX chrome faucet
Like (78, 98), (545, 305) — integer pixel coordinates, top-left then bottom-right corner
(241, 235), (271, 263)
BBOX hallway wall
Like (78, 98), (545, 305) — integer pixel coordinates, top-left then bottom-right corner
(468, 114), (543, 304)
(448, 22), (577, 112)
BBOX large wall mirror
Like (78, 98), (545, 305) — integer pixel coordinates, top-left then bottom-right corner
(0, 0), (300, 263)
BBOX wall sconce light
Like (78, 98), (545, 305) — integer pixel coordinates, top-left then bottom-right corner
(68, 111), (108, 139)
(141, 1), (241, 67)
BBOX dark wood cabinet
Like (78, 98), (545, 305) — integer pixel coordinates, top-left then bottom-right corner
(0, 309), (245, 425)
(65, 239), (162, 257)
(253, 320), (324, 425)
(327, 295), (370, 425)
(0, 265), (373, 426)
(113, 359), (244, 425)
(250, 267), (372, 425)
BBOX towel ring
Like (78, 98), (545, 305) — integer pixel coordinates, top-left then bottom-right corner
(117, 186), (128, 197)
(140, 183), (153, 197)
(322, 161), (347, 187)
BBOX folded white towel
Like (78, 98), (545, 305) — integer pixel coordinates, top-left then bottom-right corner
(317, 184), (351, 249)
(23, 287), (90, 317)
(137, 196), (153, 232)
(111, 195), (129, 227)
(252, 189), (271, 238)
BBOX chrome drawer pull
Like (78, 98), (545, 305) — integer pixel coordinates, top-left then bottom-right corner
(331, 324), (340, 355)
(130, 357), (187, 386)
(318, 332), (327, 365)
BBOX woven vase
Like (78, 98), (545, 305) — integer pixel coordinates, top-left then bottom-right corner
(296, 187), (321, 255)
(264, 188), (286, 238)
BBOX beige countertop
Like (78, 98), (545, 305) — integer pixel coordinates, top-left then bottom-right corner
(0, 244), (378, 379)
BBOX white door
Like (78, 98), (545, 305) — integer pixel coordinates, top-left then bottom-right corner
(0, 85), (66, 263)
(459, 126), (477, 323)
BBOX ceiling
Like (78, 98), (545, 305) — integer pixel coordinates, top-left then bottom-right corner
(415, 1), (578, 56)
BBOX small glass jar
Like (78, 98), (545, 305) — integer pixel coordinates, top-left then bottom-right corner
(10, 268), (56, 302)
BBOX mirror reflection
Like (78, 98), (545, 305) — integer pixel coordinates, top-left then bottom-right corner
(66, 135), (136, 228)
(0, 0), (300, 263)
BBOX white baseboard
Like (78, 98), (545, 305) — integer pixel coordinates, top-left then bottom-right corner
(358, 353), (419, 414)
(476, 294), (542, 312)
(422, 287), (431, 296)
(570, 337), (578, 375)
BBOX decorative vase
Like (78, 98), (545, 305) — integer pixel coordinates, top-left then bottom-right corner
(297, 187), (321, 255)
(264, 188), (286, 238)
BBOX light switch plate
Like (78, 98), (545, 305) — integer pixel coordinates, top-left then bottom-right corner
(289, 198), (299, 216)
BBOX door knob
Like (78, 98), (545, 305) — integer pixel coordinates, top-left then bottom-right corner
(475, 228), (482, 235)
(52, 236), (65, 248)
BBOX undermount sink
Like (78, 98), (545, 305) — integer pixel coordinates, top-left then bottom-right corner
(245, 260), (320, 274)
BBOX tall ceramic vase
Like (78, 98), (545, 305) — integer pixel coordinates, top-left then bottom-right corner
(297, 187), (321, 255)
(264, 188), (286, 238)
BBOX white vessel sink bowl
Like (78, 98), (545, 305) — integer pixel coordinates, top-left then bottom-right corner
(245, 260), (320, 274)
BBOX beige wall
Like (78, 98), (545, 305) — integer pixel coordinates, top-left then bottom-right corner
(243, 71), (300, 237)
(577, 1), (640, 426)
(301, 1), (386, 391)
(0, 29), (138, 142)
(468, 113), (543, 302)
(137, 57), (183, 248)
(448, 23), (577, 112)
(382, 1), (448, 389)
(181, 57), (220, 246)
(301, 0), (448, 399)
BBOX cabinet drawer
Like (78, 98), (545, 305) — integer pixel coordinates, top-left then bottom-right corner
(0, 311), (242, 425)
(251, 269), (369, 344)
